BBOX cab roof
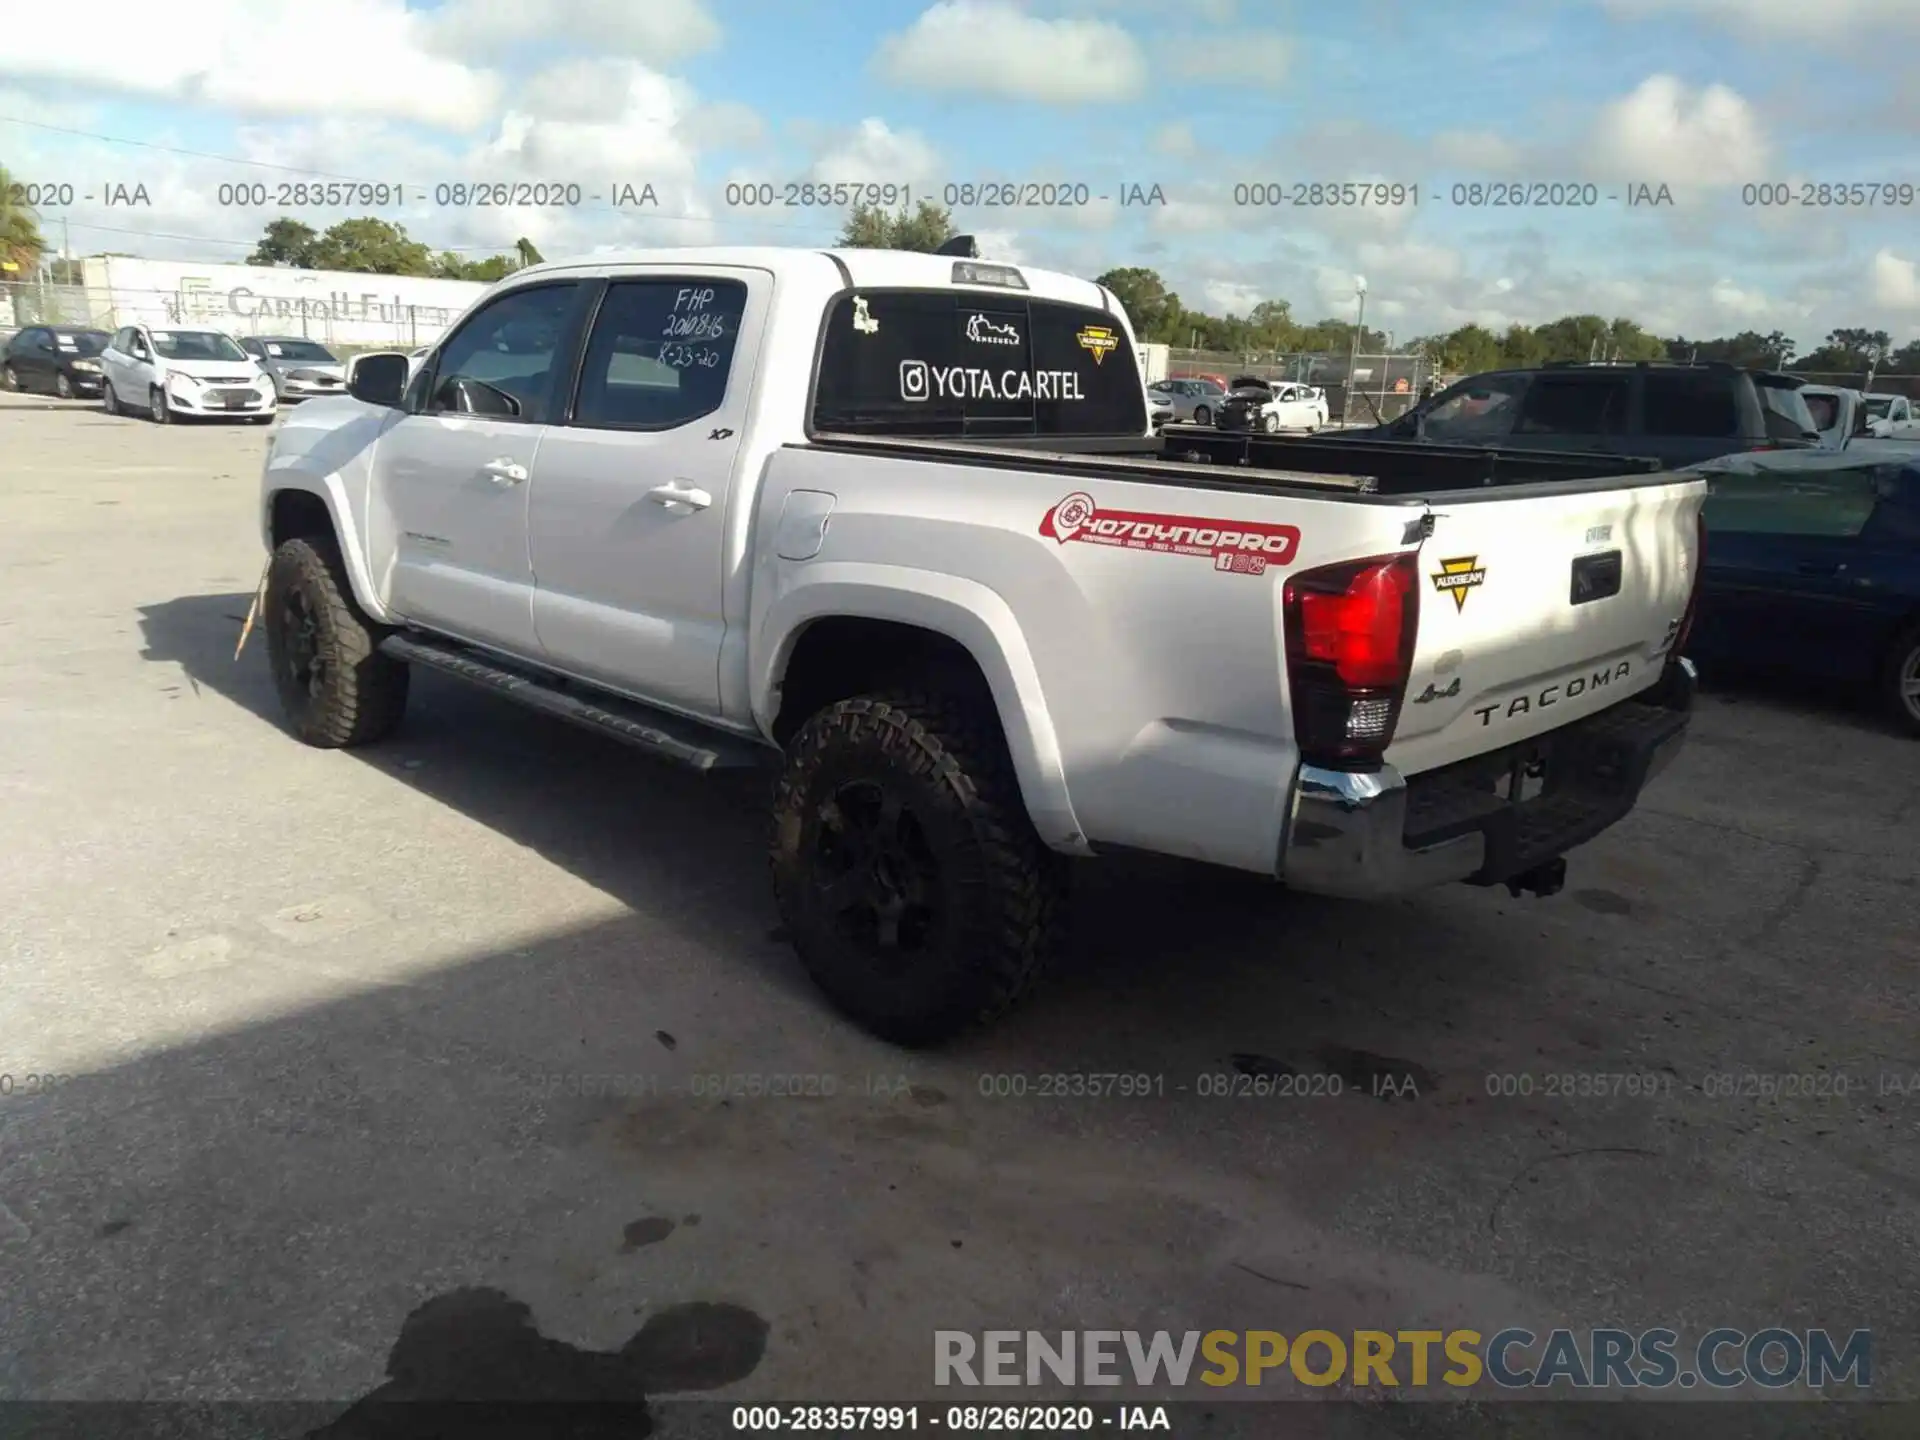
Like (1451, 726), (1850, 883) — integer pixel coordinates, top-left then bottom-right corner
(512, 245), (1114, 312)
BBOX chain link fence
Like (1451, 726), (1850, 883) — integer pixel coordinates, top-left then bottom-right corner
(1166, 349), (1436, 423)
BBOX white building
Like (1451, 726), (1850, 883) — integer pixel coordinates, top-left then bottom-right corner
(77, 256), (492, 347)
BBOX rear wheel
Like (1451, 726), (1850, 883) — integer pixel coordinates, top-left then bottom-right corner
(148, 386), (170, 424)
(263, 536), (410, 748)
(771, 690), (1067, 1046)
(1881, 624), (1920, 736)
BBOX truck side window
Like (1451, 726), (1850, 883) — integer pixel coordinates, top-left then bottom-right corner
(1702, 464), (1878, 537)
(429, 282), (580, 425)
(1420, 375), (1528, 441)
(571, 279), (747, 431)
(1512, 376), (1628, 436)
(1642, 372), (1739, 437)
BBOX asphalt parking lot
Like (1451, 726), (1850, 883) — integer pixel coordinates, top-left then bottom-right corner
(0, 392), (1914, 1438)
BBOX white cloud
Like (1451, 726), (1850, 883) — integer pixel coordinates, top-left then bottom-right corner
(0, 1), (500, 130)
(1202, 280), (1265, 313)
(871, 1), (1147, 103)
(1598, 0), (1920, 42)
(971, 229), (1026, 264)
(422, 0), (723, 65)
(1431, 129), (1525, 171)
(1872, 250), (1920, 309)
(1153, 123), (1200, 158)
(1174, 33), (1292, 89)
(807, 118), (943, 186)
(1584, 75), (1770, 184)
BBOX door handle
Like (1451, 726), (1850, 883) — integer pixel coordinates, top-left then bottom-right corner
(647, 482), (713, 511)
(481, 459), (528, 485)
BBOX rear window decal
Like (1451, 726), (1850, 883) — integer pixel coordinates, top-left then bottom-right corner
(1076, 325), (1118, 364)
(965, 313), (1021, 346)
(852, 297), (879, 335)
(1041, 492), (1299, 574)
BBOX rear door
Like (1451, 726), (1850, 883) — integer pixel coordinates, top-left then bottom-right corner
(1634, 368), (1756, 465)
(529, 270), (764, 717)
(1387, 474), (1704, 776)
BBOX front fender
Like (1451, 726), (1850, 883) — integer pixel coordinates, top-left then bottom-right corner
(259, 400), (399, 624)
(752, 563), (1090, 856)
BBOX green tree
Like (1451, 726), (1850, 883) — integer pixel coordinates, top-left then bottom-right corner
(1796, 327), (1892, 376)
(1887, 339), (1920, 373)
(1096, 267), (1182, 342)
(0, 164), (47, 278)
(837, 199), (956, 252)
(514, 237), (544, 268)
(247, 217), (320, 268)
(1663, 329), (1796, 369)
(1420, 323), (1504, 374)
(308, 217), (435, 276)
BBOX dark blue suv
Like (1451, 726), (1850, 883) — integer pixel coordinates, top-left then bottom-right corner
(1337, 361), (1821, 468)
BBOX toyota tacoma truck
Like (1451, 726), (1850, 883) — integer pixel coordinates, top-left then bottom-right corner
(251, 246), (1704, 1045)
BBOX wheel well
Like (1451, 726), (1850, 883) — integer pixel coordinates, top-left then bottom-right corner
(270, 489), (337, 551)
(771, 617), (996, 746)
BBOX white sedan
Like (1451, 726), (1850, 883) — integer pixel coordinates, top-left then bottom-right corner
(99, 325), (277, 424)
(1224, 378), (1328, 433)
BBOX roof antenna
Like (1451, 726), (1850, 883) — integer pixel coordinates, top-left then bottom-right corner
(935, 234), (980, 258)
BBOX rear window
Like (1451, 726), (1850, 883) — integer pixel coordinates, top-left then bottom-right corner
(1756, 380), (1818, 441)
(1512, 376), (1628, 436)
(1801, 392), (1840, 432)
(1641, 372), (1740, 438)
(811, 290), (1147, 437)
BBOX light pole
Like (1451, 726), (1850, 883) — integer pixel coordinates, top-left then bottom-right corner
(1344, 276), (1367, 422)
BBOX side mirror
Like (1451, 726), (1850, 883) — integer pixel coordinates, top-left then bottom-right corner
(347, 351), (410, 408)
(434, 376), (521, 418)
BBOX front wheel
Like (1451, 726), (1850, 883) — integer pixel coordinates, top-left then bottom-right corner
(1881, 625), (1920, 737)
(1261, 411), (1280, 433)
(1, 364), (18, 392)
(1192, 405), (1210, 426)
(263, 537), (410, 748)
(55, 372), (74, 399)
(148, 386), (170, 424)
(770, 691), (1068, 1046)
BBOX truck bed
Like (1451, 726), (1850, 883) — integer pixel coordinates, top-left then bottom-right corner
(807, 429), (1672, 500)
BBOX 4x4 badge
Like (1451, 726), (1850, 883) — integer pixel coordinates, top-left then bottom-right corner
(1431, 556), (1487, 613)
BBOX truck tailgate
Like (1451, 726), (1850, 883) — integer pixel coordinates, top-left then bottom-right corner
(1387, 475), (1705, 778)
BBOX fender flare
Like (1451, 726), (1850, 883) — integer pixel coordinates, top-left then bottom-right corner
(753, 564), (1090, 856)
(261, 468), (395, 625)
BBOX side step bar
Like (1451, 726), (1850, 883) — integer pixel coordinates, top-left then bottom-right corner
(378, 634), (770, 773)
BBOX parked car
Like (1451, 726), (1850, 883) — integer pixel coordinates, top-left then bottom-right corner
(239, 335), (346, 402)
(249, 245), (1703, 1044)
(99, 325), (277, 424)
(1329, 361), (1822, 468)
(1217, 376), (1329, 433)
(1690, 447), (1920, 734)
(1861, 392), (1920, 439)
(1150, 376), (1227, 425)
(2, 325), (111, 399)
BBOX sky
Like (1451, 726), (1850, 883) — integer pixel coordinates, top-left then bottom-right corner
(3, 0), (1918, 348)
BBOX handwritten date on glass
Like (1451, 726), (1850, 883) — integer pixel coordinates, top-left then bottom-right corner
(658, 286), (732, 368)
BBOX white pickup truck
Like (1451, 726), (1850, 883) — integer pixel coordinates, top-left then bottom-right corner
(253, 246), (1704, 1044)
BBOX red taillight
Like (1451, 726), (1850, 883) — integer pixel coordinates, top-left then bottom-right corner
(1675, 508), (1706, 653)
(1282, 552), (1421, 770)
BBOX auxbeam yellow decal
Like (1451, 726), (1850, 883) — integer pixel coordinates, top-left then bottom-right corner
(1432, 556), (1487, 613)
(1076, 325), (1119, 364)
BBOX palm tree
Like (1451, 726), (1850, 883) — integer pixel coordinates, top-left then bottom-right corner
(0, 164), (48, 279)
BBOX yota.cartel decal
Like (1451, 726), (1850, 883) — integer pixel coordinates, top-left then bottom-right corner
(1075, 325), (1119, 365)
(1431, 555), (1487, 613)
(1040, 492), (1300, 575)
